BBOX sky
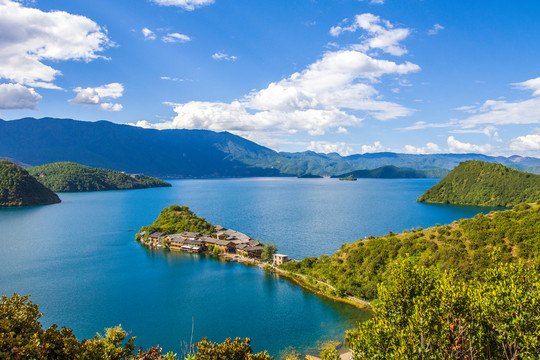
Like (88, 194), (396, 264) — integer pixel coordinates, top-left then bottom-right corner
(1, 0), (540, 157)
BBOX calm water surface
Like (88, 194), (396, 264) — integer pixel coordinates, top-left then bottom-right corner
(0, 178), (499, 356)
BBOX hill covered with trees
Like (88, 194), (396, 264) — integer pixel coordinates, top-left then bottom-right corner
(333, 165), (449, 179)
(280, 202), (540, 301)
(139, 205), (215, 238)
(417, 160), (540, 207)
(28, 162), (171, 192)
(0, 160), (60, 206)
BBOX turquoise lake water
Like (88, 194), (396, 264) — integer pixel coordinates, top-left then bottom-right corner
(0, 178), (500, 356)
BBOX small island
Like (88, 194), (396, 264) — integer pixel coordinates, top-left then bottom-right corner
(137, 205), (282, 264)
(0, 160), (61, 207)
(28, 162), (171, 192)
(339, 174), (357, 181)
(417, 160), (540, 207)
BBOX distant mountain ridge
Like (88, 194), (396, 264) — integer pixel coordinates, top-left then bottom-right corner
(332, 165), (450, 179)
(1, 117), (539, 178)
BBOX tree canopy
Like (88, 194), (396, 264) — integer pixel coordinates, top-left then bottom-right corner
(139, 205), (215, 237)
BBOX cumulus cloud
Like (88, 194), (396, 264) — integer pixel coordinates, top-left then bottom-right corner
(428, 24), (444, 35)
(212, 52), (238, 61)
(509, 134), (540, 152)
(307, 141), (354, 156)
(447, 136), (493, 154)
(0, 0), (112, 89)
(131, 49), (419, 139)
(150, 0), (214, 11)
(142, 27), (156, 40)
(457, 76), (540, 127)
(161, 33), (191, 43)
(403, 142), (441, 154)
(361, 141), (388, 153)
(69, 83), (124, 111)
(0, 83), (42, 109)
(330, 13), (410, 56)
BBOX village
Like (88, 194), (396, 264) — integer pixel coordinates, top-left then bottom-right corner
(138, 225), (290, 267)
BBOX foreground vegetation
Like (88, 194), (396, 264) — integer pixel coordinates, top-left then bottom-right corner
(0, 160), (60, 207)
(139, 205), (215, 239)
(347, 258), (540, 359)
(418, 160), (540, 207)
(0, 293), (273, 360)
(280, 203), (540, 300)
(28, 162), (171, 192)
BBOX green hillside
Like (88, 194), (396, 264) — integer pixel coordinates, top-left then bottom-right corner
(0, 160), (60, 206)
(417, 160), (540, 207)
(28, 162), (171, 192)
(280, 202), (540, 301)
(138, 205), (215, 238)
(333, 165), (449, 179)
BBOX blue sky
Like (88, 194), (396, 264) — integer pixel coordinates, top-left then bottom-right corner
(2, 0), (540, 157)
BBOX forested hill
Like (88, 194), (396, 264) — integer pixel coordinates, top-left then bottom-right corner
(0, 160), (61, 206)
(332, 165), (449, 179)
(138, 205), (215, 237)
(417, 160), (540, 207)
(2, 117), (540, 177)
(28, 162), (171, 192)
(280, 202), (540, 301)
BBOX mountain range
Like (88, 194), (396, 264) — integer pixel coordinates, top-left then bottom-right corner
(1, 117), (540, 178)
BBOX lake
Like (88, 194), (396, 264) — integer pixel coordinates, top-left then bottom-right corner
(0, 178), (499, 357)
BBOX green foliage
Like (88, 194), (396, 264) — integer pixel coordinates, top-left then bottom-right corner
(0, 160), (60, 207)
(280, 203), (540, 301)
(278, 346), (301, 360)
(139, 205), (215, 236)
(318, 341), (340, 360)
(261, 242), (278, 260)
(27, 162), (171, 192)
(346, 259), (540, 359)
(418, 160), (540, 207)
(193, 337), (273, 360)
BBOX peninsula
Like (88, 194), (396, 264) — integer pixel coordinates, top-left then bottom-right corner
(417, 160), (540, 207)
(0, 160), (61, 207)
(28, 162), (171, 192)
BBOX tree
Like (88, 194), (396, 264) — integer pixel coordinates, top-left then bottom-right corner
(346, 258), (540, 359)
(194, 337), (273, 360)
(261, 242), (278, 261)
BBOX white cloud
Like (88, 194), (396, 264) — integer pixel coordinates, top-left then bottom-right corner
(307, 141), (354, 156)
(0, 0), (112, 89)
(0, 83), (42, 109)
(403, 142), (441, 154)
(399, 120), (456, 131)
(337, 126), (348, 134)
(509, 134), (540, 152)
(161, 33), (191, 43)
(69, 82), (124, 111)
(513, 76), (540, 96)
(212, 52), (238, 61)
(428, 24), (444, 35)
(330, 13), (410, 56)
(457, 76), (540, 127)
(150, 0), (214, 10)
(142, 27), (156, 40)
(361, 141), (388, 153)
(161, 76), (183, 82)
(132, 49), (419, 138)
(447, 136), (493, 154)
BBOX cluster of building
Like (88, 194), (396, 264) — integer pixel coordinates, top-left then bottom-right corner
(139, 225), (266, 258)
